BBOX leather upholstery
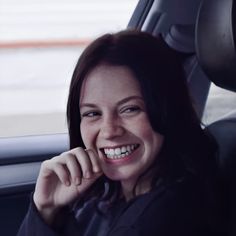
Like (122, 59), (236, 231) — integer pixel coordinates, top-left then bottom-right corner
(196, 0), (236, 235)
(196, 0), (236, 92)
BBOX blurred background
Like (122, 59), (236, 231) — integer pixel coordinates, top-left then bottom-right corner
(0, 0), (137, 137)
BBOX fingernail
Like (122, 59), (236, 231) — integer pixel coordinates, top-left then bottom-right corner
(65, 180), (70, 186)
(93, 166), (101, 173)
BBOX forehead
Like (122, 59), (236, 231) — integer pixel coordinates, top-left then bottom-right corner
(80, 64), (142, 104)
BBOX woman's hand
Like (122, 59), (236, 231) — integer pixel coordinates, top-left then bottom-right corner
(33, 147), (102, 224)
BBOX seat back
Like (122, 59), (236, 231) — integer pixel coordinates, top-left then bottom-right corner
(196, 0), (236, 235)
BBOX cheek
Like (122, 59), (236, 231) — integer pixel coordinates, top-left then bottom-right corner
(80, 121), (92, 147)
(136, 117), (164, 152)
(134, 116), (155, 140)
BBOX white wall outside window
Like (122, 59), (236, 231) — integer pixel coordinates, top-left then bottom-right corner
(0, 0), (138, 137)
(203, 83), (236, 125)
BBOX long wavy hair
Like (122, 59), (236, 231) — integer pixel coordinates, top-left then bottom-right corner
(67, 30), (217, 201)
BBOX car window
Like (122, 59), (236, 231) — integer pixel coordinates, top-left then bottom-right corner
(0, 0), (138, 138)
(202, 83), (236, 125)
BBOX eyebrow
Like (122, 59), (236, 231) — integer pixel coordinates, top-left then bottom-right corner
(79, 96), (143, 109)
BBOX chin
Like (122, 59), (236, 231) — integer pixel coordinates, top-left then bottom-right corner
(102, 167), (140, 182)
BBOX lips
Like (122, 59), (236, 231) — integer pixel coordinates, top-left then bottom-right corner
(101, 144), (139, 160)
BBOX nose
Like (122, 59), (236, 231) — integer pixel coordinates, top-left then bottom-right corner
(99, 117), (125, 140)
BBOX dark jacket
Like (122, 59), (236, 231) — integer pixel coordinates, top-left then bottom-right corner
(17, 173), (223, 236)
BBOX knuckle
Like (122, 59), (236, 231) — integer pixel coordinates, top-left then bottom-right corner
(41, 159), (50, 168)
(60, 150), (69, 156)
(72, 147), (84, 153)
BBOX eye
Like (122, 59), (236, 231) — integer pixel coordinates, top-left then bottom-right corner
(81, 111), (101, 118)
(120, 106), (141, 114)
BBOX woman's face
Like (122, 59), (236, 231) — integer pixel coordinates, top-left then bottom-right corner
(79, 64), (164, 186)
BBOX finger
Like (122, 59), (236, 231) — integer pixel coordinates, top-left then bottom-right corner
(65, 153), (82, 185)
(78, 172), (103, 191)
(85, 149), (102, 174)
(45, 160), (71, 186)
(71, 147), (93, 179)
(49, 153), (80, 185)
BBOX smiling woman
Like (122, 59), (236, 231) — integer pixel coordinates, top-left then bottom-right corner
(17, 30), (224, 236)
(79, 65), (164, 198)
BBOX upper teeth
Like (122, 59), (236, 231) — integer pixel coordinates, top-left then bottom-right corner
(103, 144), (138, 159)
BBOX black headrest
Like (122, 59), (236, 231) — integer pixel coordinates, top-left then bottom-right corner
(195, 0), (236, 92)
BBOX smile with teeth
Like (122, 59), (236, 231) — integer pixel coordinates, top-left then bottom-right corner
(103, 144), (139, 159)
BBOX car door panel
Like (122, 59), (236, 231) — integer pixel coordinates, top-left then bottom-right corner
(0, 134), (69, 236)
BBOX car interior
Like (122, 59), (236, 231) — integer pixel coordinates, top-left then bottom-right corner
(196, 0), (236, 234)
(0, 0), (235, 235)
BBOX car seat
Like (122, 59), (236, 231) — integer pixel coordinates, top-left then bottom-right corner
(195, 0), (236, 235)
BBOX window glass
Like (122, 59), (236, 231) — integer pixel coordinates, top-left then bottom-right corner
(0, 0), (138, 137)
(202, 83), (236, 125)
